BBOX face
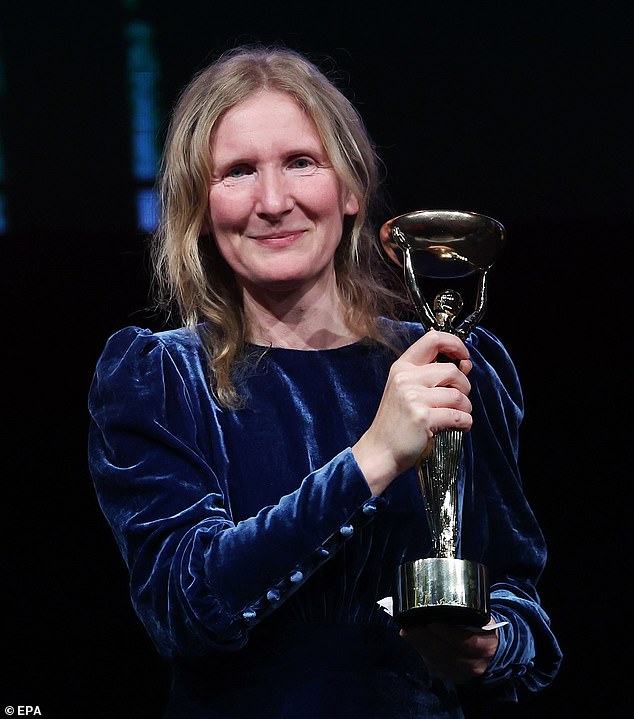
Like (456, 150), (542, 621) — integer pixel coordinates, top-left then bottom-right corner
(207, 90), (359, 296)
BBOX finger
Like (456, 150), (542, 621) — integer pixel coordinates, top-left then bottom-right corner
(425, 622), (472, 643)
(444, 389), (472, 415)
(457, 357), (473, 377)
(401, 330), (470, 366)
(407, 362), (472, 394)
(425, 622), (498, 659)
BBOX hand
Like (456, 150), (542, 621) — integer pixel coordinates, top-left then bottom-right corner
(352, 330), (472, 495)
(399, 621), (499, 684)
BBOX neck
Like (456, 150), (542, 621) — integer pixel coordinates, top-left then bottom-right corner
(241, 277), (358, 350)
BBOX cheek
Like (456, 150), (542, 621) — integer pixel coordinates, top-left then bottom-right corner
(206, 191), (242, 266)
(298, 175), (349, 217)
(207, 186), (250, 231)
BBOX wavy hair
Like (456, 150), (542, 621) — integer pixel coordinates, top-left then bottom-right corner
(151, 45), (404, 407)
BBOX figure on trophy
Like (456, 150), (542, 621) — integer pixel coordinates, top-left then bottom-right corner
(380, 209), (506, 628)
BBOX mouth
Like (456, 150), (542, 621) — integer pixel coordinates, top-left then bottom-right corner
(249, 230), (305, 247)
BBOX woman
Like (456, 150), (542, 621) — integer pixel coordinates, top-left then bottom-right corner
(88, 45), (561, 718)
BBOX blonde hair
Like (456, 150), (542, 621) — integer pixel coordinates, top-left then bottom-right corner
(152, 45), (404, 407)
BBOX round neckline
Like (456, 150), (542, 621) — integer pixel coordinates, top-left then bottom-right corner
(245, 338), (368, 354)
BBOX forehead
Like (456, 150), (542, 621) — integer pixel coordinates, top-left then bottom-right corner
(211, 90), (324, 153)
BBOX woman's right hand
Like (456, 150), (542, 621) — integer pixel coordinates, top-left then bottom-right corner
(352, 330), (473, 496)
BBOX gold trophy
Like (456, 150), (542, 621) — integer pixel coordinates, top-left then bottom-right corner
(380, 209), (505, 627)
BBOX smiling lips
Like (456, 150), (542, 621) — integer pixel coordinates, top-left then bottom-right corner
(250, 230), (306, 247)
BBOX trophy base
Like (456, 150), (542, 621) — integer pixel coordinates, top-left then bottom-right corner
(393, 557), (490, 628)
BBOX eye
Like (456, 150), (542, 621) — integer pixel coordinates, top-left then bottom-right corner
(288, 156), (315, 171)
(225, 164), (254, 179)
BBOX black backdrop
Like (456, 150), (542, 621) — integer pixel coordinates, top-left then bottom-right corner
(3, 1), (632, 717)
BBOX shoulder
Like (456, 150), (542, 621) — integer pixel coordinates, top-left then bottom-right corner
(92, 325), (209, 396)
(379, 318), (522, 407)
(378, 317), (512, 360)
(468, 326), (518, 380)
(468, 326), (523, 414)
(378, 317), (515, 364)
(96, 325), (205, 364)
(377, 317), (424, 350)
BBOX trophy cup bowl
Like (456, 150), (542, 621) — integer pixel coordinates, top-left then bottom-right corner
(380, 209), (506, 628)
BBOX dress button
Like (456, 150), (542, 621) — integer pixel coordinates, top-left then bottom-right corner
(290, 570), (304, 583)
(365, 497), (387, 512)
(339, 524), (354, 538)
(242, 609), (257, 622)
(266, 589), (281, 603)
(317, 547), (330, 557)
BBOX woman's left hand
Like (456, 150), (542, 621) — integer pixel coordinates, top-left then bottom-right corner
(399, 621), (499, 684)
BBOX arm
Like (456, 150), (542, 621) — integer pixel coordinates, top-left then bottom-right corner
(88, 327), (382, 659)
(468, 328), (561, 696)
(400, 328), (562, 698)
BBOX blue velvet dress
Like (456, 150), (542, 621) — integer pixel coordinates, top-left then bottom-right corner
(87, 320), (561, 718)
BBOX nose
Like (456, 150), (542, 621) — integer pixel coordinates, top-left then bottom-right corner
(255, 169), (294, 219)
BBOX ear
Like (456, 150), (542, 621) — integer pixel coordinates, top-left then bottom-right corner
(343, 190), (360, 217)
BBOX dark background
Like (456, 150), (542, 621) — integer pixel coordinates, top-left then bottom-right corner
(3, 1), (632, 716)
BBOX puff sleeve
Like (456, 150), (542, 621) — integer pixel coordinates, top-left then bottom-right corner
(461, 328), (562, 699)
(88, 327), (380, 659)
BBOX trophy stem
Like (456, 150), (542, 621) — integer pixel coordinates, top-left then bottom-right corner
(417, 428), (463, 559)
(394, 424), (490, 628)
